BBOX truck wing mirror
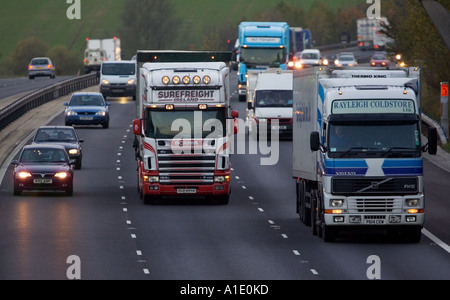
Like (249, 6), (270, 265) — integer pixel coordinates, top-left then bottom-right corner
(247, 101), (253, 110)
(310, 131), (323, 152)
(231, 110), (239, 118)
(133, 119), (142, 136)
(425, 127), (438, 155)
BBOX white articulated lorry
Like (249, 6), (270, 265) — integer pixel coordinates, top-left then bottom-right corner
(133, 51), (239, 205)
(84, 37), (121, 74)
(292, 66), (437, 242)
(246, 68), (293, 139)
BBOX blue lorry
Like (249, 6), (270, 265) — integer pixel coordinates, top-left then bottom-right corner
(237, 22), (290, 102)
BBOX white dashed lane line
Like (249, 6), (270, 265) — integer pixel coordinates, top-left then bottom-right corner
(235, 174), (320, 278)
(117, 132), (150, 276)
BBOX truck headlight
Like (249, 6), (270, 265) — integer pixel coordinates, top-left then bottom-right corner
(330, 199), (344, 207)
(214, 176), (230, 183)
(102, 79), (109, 85)
(144, 175), (159, 183)
(406, 199), (420, 207)
(127, 79), (135, 85)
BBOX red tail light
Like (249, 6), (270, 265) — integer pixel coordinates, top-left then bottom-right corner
(28, 65), (33, 70)
(47, 64), (52, 69)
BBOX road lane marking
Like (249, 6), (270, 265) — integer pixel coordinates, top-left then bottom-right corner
(422, 228), (450, 254)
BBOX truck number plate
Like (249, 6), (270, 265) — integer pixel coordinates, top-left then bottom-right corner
(365, 219), (385, 225)
(34, 179), (52, 184)
(177, 189), (197, 194)
(272, 125), (287, 130)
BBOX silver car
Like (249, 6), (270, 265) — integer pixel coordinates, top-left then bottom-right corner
(28, 57), (56, 79)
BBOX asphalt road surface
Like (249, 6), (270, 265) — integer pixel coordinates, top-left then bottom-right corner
(0, 71), (449, 283)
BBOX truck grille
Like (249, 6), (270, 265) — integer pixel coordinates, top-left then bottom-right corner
(348, 198), (402, 213)
(332, 177), (418, 195)
(157, 141), (216, 185)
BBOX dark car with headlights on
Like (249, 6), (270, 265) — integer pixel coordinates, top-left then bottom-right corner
(64, 92), (110, 128)
(11, 144), (75, 196)
(32, 126), (84, 169)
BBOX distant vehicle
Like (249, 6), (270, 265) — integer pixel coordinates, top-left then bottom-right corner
(370, 53), (390, 68)
(84, 37), (121, 74)
(246, 69), (293, 139)
(32, 126), (84, 170)
(100, 60), (137, 100)
(231, 39), (239, 71)
(64, 92), (110, 129)
(334, 52), (358, 67)
(296, 49), (322, 68)
(237, 22), (290, 101)
(28, 57), (56, 79)
(287, 27), (312, 69)
(11, 144), (75, 196)
(322, 54), (337, 66)
(357, 17), (392, 51)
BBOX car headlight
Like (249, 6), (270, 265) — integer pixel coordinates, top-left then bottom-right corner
(17, 171), (32, 179)
(68, 149), (79, 155)
(66, 111), (78, 116)
(95, 111), (106, 116)
(55, 172), (69, 179)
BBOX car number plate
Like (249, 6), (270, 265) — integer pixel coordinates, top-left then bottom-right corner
(80, 116), (93, 121)
(177, 189), (197, 194)
(34, 179), (52, 184)
(112, 89), (123, 93)
(365, 219), (385, 225)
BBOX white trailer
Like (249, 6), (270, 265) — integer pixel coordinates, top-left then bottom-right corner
(357, 17), (391, 51)
(292, 66), (438, 242)
(84, 37), (121, 73)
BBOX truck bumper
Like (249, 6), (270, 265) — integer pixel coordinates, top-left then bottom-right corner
(323, 212), (424, 227)
(142, 182), (231, 198)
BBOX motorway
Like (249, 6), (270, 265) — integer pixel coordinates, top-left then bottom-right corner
(0, 71), (449, 281)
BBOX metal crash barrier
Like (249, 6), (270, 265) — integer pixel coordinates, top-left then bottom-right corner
(0, 73), (99, 131)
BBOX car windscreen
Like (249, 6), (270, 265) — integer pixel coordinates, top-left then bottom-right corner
(35, 128), (77, 142)
(101, 63), (136, 75)
(20, 148), (68, 163)
(69, 95), (105, 106)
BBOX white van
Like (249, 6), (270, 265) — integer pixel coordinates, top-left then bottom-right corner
(297, 49), (321, 67)
(100, 60), (137, 100)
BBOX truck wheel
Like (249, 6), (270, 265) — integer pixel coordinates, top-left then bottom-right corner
(322, 225), (337, 242)
(311, 190), (319, 236)
(217, 194), (230, 205)
(402, 226), (422, 243)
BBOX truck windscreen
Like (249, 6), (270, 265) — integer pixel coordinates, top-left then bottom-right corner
(328, 121), (421, 158)
(240, 48), (285, 66)
(144, 110), (227, 139)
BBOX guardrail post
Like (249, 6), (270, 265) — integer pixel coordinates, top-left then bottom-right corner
(441, 82), (449, 139)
